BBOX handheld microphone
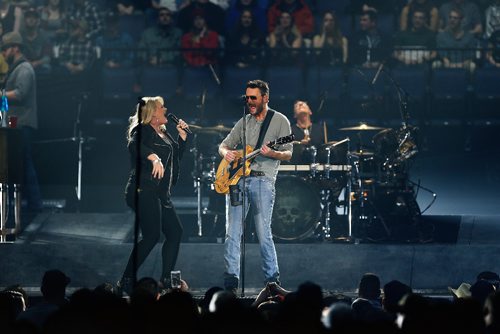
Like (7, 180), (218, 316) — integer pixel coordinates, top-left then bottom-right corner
(167, 113), (192, 134)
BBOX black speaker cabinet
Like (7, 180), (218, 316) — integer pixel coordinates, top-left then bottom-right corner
(0, 128), (23, 184)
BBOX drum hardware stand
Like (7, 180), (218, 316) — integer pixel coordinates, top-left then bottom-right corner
(0, 183), (21, 243)
(347, 139), (353, 240)
(354, 131), (368, 241)
(318, 138), (352, 241)
(191, 146), (219, 237)
(320, 145), (335, 240)
(35, 92), (93, 212)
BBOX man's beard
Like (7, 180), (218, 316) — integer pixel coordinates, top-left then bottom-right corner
(248, 101), (264, 115)
(5, 53), (14, 65)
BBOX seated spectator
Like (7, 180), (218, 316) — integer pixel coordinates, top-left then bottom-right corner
(115, 0), (135, 15)
(177, 0), (225, 35)
(150, 0), (190, 13)
(145, 0), (189, 23)
(347, 0), (405, 15)
(399, 0), (439, 32)
(225, 0), (267, 35)
(393, 9), (436, 66)
(225, 9), (265, 68)
(57, 19), (96, 75)
(139, 7), (181, 66)
(181, 11), (219, 66)
(438, 0), (482, 36)
(312, 10), (348, 66)
(21, 7), (52, 73)
(67, 0), (104, 40)
(17, 269), (70, 330)
(485, 0), (500, 39)
(485, 30), (500, 67)
(210, 0), (230, 10)
(10, 0), (31, 9)
(0, 0), (23, 33)
(267, 0), (313, 38)
(434, 7), (477, 72)
(39, 0), (67, 43)
(96, 13), (134, 68)
(267, 11), (302, 65)
(350, 10), (391, 68)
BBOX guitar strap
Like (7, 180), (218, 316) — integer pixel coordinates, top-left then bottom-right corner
(255, 109), (275, 149)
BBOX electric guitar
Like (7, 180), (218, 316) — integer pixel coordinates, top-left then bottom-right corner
(214, 134), (295, 194)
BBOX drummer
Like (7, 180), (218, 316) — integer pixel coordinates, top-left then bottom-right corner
(292, 100), (324, 147)
(290, 100), (325, 164)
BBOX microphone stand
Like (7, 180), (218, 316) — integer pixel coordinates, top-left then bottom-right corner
(193, 87), (207, 237)
(240, 100), (247, 297)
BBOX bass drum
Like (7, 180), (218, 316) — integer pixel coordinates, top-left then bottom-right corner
(272, 176), (321, 241)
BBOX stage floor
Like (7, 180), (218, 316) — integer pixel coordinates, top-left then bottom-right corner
(1, 212), (499, 296)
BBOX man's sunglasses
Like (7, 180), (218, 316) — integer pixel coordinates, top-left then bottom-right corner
(245, 95), (258, 101)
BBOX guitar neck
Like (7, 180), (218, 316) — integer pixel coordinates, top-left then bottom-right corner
(245, 148), (262, 160)
(243, 141), (277, 161)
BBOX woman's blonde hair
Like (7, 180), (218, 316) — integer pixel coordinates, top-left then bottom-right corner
(127, 96), (164, 142)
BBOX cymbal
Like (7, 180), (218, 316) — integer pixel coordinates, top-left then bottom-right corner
(191, 124), (232, 134)
(339, 123), (386, 131)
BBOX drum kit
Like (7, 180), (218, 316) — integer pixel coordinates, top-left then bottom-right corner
(188, 120), (420, 243)
(272, 122), (420, 242)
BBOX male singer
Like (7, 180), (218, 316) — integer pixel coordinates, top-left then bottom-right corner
(218, 79), (292, 292)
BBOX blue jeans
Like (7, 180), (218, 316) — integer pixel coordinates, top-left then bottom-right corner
(224, 176), (279, 289)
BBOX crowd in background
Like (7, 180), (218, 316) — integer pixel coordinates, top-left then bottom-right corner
(2, 268), (500, 333)
(1, 0), (500, 81)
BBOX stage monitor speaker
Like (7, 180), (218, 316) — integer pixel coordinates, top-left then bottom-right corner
(356, 188), (422, 242)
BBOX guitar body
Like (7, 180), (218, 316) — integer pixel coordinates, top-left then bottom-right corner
(213, 134), (295, 194)
(214, 145), (254, 194)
